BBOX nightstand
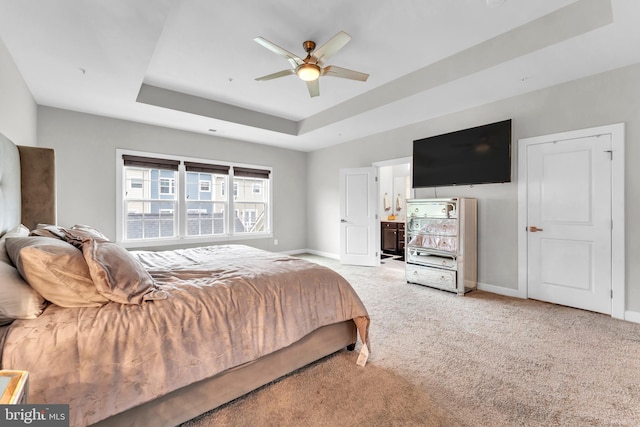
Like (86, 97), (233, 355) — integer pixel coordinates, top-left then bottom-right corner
(0, 370), (29, 404)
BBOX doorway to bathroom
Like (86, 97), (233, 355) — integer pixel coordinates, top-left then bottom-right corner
(374, 157), (413, 264)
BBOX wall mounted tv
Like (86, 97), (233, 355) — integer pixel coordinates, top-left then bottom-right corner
(412, 119), (512, 187)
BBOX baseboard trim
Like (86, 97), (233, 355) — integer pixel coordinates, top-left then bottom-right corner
(480, 285), (640, 324)
(280, 249), (340, 260)
(277, 248), (308, 256)
(477, 282), (522, 298)
(625, 310), (640, 324)
(300, 249), (340, 260)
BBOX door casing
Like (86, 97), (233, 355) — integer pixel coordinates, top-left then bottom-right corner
(517, 123), (625, 319)
(339, 167), (379, 266)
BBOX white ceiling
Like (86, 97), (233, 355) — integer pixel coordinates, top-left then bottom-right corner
(0, 0), (639, 151)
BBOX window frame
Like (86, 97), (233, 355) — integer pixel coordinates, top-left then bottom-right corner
(116, 149), (273, 248)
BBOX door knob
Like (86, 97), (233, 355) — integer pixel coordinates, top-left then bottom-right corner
(529, 226), (543, 232)
(340, 219), (347, 223)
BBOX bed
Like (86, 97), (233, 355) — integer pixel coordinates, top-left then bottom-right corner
(0, 133), (370, 427)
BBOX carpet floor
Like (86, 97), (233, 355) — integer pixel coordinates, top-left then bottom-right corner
(181, 255), (640, 427)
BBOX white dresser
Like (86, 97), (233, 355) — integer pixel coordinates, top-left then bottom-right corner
(405, 198), (477, 295)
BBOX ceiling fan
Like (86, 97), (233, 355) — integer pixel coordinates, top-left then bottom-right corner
(253, 31), (369, 97)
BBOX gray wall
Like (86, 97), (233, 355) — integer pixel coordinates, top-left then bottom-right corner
(37, 107), (308, 253)
(307, 62), (640, 312)
(0, 36), (36, 146)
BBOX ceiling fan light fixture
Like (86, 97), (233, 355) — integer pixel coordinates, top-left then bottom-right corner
(296, 63), (320, 81)
(254, 31), (367, 96)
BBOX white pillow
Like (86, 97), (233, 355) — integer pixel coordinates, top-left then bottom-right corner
(0, 224), (29, 264)
(0, 225), (46, 324)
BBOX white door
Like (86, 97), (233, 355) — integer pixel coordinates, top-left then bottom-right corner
(526, 134), (612, 314)
(339, 167), (379, 266)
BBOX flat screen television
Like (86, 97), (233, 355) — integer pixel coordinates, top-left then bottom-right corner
(412, 119), (512, 187)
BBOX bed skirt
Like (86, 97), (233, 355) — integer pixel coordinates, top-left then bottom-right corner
(91, 320), (357, 427)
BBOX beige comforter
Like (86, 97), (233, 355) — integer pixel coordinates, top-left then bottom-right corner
(2, 245), (369, 426)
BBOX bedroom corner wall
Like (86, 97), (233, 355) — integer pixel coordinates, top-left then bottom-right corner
(306, 62), (640, 314)
(36, 107), (308, 253)
(0, 35), (37, 146)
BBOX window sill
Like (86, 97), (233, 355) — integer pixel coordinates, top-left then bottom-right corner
(119, 232), (273, 250)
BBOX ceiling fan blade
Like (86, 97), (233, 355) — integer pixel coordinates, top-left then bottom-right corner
(312, 31), (351, 64)
(322, 65), (369, 82)
(255, 69), (295, 81)
(306, 79), (319, 97)
(254, 37), (303, 68)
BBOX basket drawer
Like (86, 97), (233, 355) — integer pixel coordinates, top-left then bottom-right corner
(406, 264), (457, 291)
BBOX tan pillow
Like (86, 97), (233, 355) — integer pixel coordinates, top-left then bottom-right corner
(62, 224), (110, 249)
(70, 224), (109, 240)
(29, 224), (67, 240)
(5, 237), (108, 308)
(0, 225), (44, 325)
(81, 239), (159, 305)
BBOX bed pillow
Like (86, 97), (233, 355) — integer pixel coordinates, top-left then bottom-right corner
(0, 261), (47, 324)
(5, 237), (109, 308)
(0, 225), (46, 324)
(81, 239), (163, 305)
(29, 224), (67, 240)
(1, 224), (30, 264)
(70, 224), (109, 240)
(62, 224), (110, 249)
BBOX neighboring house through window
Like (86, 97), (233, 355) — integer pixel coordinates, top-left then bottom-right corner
(159, 177), (175, 195)
(117, 150), (272, 246)
(199, 179), (211, 192)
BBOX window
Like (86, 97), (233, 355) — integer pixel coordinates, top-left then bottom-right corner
(122, 156), (180, 240)
(160, 177), (175, 195)
(184, 163), (229, 237)
(199, 180), (211, 192)
(233, 167), (270, 234)
(118, 151), (271, 245)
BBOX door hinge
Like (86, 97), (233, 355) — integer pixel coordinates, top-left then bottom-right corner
(375, 214), (379, 219)
(611, 290), (613, 299)
(375, 176), (378, 182)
